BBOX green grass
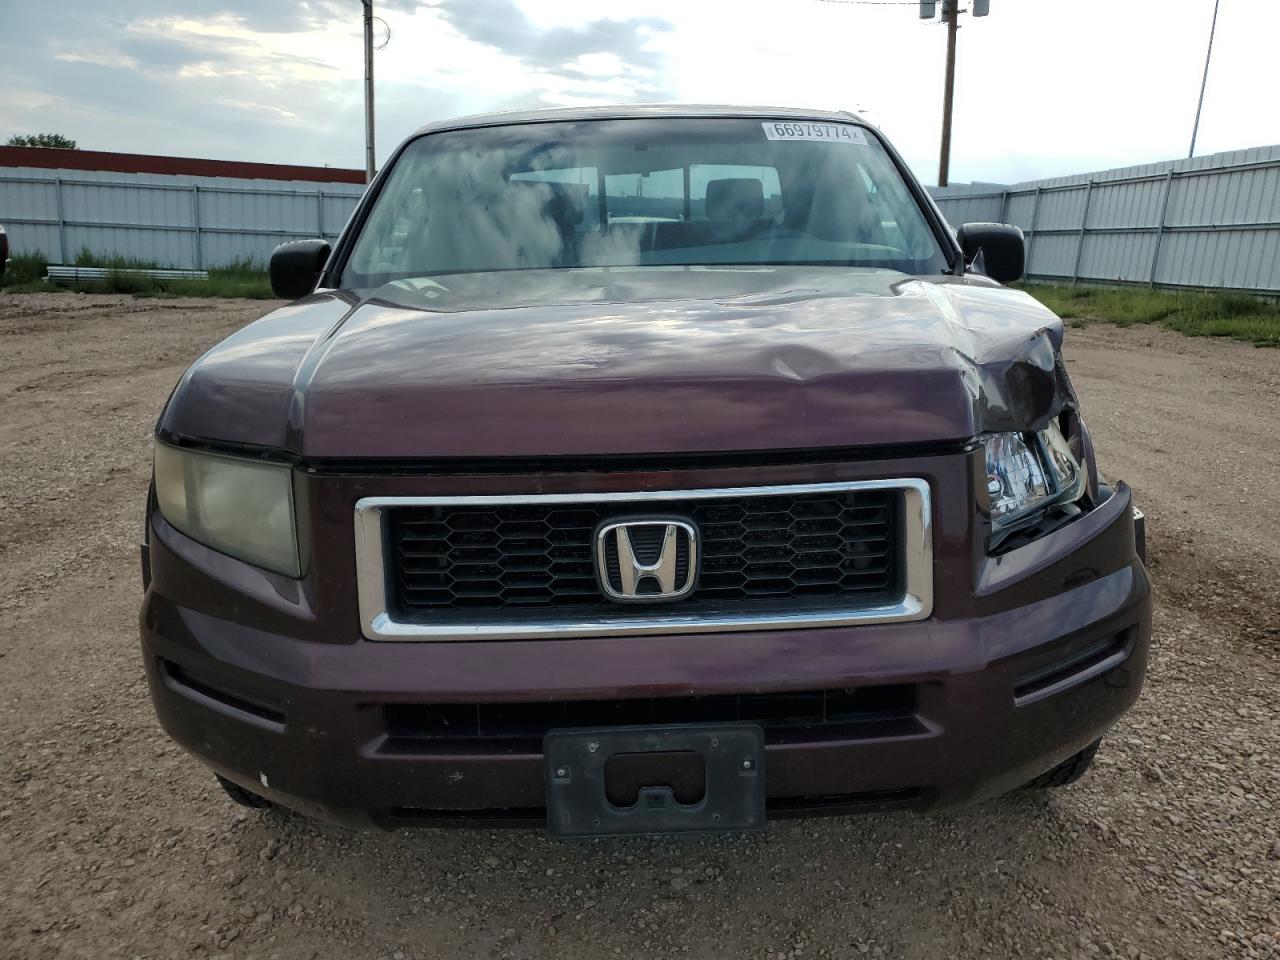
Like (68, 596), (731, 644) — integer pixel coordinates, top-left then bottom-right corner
(6, 252), (1276, 334)
(154, 259), (275, 300)
(1024, 283), (1280, 347)
(1, 250), (275, 299)
(0, 251), (55, 293)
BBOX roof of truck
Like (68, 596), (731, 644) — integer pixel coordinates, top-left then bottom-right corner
(413, 104), (864, 137)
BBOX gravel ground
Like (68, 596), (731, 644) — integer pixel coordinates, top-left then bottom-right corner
(0, 293), (1277, 960)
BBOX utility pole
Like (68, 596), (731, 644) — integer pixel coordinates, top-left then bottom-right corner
(922, 0), (986, 186)
(1188, 0), (1220, 159)
(937, 0), (959, 186)
(363, 0), (376, 184)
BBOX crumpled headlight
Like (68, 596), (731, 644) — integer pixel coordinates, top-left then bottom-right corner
(983, 422), (1084, 530)
(154, 443), (300, 577)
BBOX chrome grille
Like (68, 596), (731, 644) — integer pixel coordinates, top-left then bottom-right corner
(387, 489), (900, 613)
(353, 479), (933, 641)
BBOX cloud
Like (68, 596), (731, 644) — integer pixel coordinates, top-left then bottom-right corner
(9, 0), (1277, 182)
(53, 49), (139, 70)
(428, 0), (672, 94)
(2, 3), (375, 166)
(102, 0), (325, 34)
(116, 35), (235, 71)
(3, 0), (675, 168)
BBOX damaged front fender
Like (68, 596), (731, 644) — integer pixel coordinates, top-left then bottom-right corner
(969, 327), (1077, 435)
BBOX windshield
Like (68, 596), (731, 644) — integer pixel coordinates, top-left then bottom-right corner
(341, 118), (948, 287)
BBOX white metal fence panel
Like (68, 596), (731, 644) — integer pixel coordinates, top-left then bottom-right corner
(4, 148), (1278, 291)
(926, 187), (1000, 227)
(930, 145), (1280, 294)
(0, 166), (365, 269)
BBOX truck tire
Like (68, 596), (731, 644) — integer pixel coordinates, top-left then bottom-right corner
(215, 773), (273, 809)
(1022, 738), (1102, 789)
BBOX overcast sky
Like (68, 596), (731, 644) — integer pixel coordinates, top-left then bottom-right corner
(2, 0), (1274, 186)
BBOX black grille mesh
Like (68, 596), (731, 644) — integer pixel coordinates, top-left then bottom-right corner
(384, 685), (918, 742)
(387, 488), (902, 617)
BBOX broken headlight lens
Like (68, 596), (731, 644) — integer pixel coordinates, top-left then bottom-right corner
(153, 442), (300, 577)
(984, 422), (1084, 529)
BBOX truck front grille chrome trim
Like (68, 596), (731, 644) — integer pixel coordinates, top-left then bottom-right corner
(354, 479), (933, 642)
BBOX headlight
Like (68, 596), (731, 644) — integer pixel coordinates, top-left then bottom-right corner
(983, 422), (1084, 529)
(153, 443), (300, 577)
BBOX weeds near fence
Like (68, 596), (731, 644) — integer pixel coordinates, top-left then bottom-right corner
(162, 259), (275, 300)
(1024, 284), (1280, 347)
(1, 250), (275, 299)
(5, 250), (1277, 341)
(0, 252), (51, 292)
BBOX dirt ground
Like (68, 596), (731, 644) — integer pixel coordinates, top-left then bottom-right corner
(1, 293), (1277, 960)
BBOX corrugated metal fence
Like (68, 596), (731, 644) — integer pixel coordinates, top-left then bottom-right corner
(929, 145), (1280, 294)
(2, 144), (1278, 292)
(0, 166), (364, 269)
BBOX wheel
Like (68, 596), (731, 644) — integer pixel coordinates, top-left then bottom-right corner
(215, 773), (273, 809)
(1022, 738), (1102, 790)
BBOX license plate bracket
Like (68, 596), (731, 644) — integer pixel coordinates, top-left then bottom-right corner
(544, 723), (765, 838)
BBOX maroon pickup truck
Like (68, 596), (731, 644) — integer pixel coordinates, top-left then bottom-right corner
(139, 105), (1151, 837)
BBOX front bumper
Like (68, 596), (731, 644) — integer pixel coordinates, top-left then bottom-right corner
(139, 481), (1151, 830)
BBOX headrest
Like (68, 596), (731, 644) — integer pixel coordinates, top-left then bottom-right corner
(544, 181), (587, 228)
(704, 178), (764, 220)
(507, 179), (587, 229)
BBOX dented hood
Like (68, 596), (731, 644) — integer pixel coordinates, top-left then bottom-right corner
(160, 267), (1075, 459)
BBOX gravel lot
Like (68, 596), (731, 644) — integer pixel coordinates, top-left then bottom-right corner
(1, 293), (1277, 960)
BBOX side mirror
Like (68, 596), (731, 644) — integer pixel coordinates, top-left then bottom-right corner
(956, 222), (1024, 283)
(0, 225), (9, 281)
(269, 239), (331, 300)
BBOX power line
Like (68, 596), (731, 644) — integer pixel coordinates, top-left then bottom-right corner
(1188, 0), (1220, 159)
